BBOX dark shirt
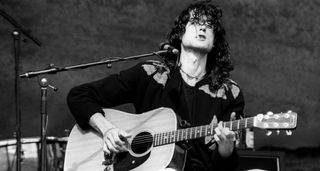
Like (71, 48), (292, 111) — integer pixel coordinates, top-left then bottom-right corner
(67, 60), (245, 171)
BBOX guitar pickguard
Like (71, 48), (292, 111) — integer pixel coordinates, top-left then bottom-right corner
(113, 152), (150, 170)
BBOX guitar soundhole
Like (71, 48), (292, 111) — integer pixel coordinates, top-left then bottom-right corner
(131, 132), (153, 155)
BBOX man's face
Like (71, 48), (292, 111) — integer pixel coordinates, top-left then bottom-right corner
(181, 11), (215, 53)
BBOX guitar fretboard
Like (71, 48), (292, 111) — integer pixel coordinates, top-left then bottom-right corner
(153, 117), (254, 147)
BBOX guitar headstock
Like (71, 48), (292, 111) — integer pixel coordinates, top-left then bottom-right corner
(254, 111), (297, 130)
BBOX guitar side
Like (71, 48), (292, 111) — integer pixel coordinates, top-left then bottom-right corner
(64, 107), (177, 171)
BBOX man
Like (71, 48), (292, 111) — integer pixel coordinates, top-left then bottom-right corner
(67, 1), (245, 171)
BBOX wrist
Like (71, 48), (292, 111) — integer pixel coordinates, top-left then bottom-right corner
(103, 127), (117, 137)
(218, 143), (234, 158)
(89, 112), (115, 135)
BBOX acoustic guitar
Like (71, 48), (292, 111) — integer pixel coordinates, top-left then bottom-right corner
(64, 107), (297, 171)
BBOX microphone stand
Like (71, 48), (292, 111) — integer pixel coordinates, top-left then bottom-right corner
(12, 30), (22, 171)
(20, 50), (168, 78)
(0, 9), (41, 171)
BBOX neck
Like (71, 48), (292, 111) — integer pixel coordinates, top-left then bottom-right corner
(179, 46), (207, 78)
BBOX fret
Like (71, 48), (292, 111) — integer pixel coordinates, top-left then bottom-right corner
(162, 132), (165, 144)
(160, 133), (163, 145)
(171, 131), (175, 143)
(186, 129), (188, 140)
(166, 132), (169, 144)
(206, 125), (209, 136)
(192, 127), (197, 138)
(155, 134), (158, 146)
(237, 120), (240, 130)
(171, 131), (174, 143)
(245, 118), (247, 128)
(158, 133), (161, 146)
(192, 128), (194, 139)
(192, 128), (195, 139)
(230, 121), (233, 130)
(172, 131), (176, 142)
(195, 126), (199, 138)
(181, 129), (184, 140)
(204, 125), (207, 136)
(185, 129), (188, 140)
(161, 132), (166, 144)
(181, 129), (184, 141)
(192, 127), (195, 138)
(182, 129), (187, 140)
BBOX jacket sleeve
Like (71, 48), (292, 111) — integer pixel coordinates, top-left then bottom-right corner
(66, 62), (145, 130)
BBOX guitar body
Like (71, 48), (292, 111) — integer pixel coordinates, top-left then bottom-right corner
(64, 107), (179, 171)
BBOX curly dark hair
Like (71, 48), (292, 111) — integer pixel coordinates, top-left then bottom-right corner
(166, 0), (233, 90)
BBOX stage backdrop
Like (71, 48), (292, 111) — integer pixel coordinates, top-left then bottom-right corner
(0, 0), (319, 150)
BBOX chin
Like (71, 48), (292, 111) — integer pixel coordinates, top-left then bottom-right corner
(192, 44), (212, 53)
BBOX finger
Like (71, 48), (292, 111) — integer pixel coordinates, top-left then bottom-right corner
(215, 126), (227, 141)
(112, 133), (128, 151)
(112, 131), (125, 146)
(214, 126), (221, 136)
(213, 134), (221, 144)
(219, 131), (227, 141)
(119, 131), (132, 144)
(225, 130), (236, 141)
(119, 130), (131, 138)
(221, 127), (235, 140)
(118, 131), (131, 150)
(103, 143), (110, 154)
(106, 138), (119, 153)
(210, 136), (216, 143)
(110, 130), (129, 151)
(208, 143), (216, 150)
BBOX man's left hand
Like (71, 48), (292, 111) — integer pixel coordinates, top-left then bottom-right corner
(213, 121), (236, 158)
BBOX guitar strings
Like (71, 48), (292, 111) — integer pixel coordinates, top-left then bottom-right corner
(129, 120), (255, 145)
(125, 120), (255, 145)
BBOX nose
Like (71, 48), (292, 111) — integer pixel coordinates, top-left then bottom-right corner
(199, 24), (206, 32)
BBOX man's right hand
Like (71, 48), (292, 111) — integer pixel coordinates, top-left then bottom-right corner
(103, 127), (131, 154)
(89, 112), (131, 155)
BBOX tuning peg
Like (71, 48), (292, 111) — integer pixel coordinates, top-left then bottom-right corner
(286, 130), (293, 136)
(266, 111), (274, 115)
(276, 130), (280, 135)
(266, 130), (272, 136)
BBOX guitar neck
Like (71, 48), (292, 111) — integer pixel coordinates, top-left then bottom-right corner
(153, 117), (254, 147)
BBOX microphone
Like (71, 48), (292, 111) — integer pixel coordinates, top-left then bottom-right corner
(159, 42), (179, 55)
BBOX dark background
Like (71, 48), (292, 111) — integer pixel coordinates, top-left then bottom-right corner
(0, 0), (319, 155)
